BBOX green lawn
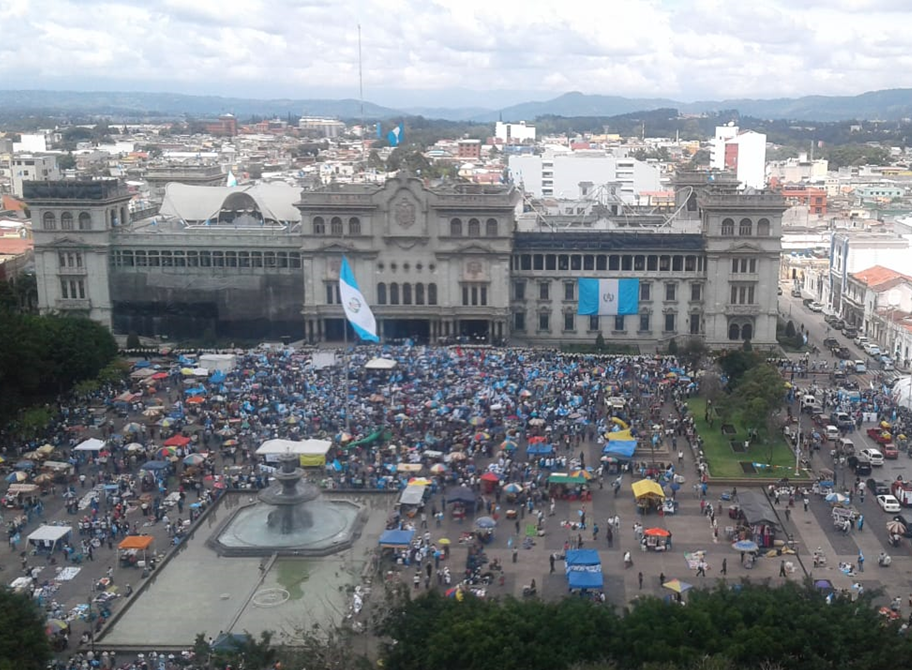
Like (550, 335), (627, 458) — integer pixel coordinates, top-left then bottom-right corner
(686, 398), (797, 479)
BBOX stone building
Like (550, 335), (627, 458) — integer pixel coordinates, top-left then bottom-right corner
(27, 171), (786, 349)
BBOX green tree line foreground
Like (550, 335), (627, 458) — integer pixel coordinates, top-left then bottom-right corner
(0, 311), (119, 426)
(202, 582), (912, 670)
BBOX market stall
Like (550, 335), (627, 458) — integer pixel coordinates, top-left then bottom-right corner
(74, 438), (106, 453)
(730, 490), (779, 548)
(632, 479), (665, 513)
(118, 535), (154, 568)
(548, 473), (591, 501)
(642, 527), (671, 551)
(565, 548), (603, 592)
(27, 524), (72, 553)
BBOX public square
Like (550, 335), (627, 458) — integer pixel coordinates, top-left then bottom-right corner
(1, 330), (911, 667)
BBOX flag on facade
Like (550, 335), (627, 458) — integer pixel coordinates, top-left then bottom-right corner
(387, 123), (404, 147)
(339, 257), (379, 342)
(577, 279), (639, 316)
(226, 171), (238, 187)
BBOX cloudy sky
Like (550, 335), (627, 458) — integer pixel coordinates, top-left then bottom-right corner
(2, 0), (912, 107)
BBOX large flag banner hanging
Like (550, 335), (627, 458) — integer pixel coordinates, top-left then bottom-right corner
(387, 123), (404, 147)
(577, 278), (639, 316)
(339, 257), (379, 342)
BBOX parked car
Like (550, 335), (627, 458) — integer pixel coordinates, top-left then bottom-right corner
(867, 478), (891, 496)
(831, 412), (854, 431)
(848, 456), (873, 476)
(842, 326), (858, 339)
(777, 286), (783, 295)
(809, 302), (824, 312)
(860, 448), (885, 466)
(834, 347), (852, 360)
(833, 320), (846, 331)
(883, 443), (900, 459)
(855, 335), (869, 347)
(825, 314), (839, 326)
(823, 337), (840, 350)
(893, 514), (912, 537)
(853, 360), (867, 374)
(878, 495), (902, 513)
(791, 288), (802, 298)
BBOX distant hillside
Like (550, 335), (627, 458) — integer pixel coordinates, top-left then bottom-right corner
(2, 87), (912, 123)
(0, 90), (400, 120)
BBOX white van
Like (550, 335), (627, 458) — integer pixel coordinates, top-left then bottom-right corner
(836, 438), (855, 456)
(825, 425), (840, 441)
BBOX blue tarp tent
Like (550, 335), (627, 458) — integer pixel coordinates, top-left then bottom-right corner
(209, 370), (226, 384)
(602, 441), (636, 458)
(378, 529), (415, 548)
(565, 549), (603, 590)
(527, 443), (554, 456)
(140, 461), (169, 471)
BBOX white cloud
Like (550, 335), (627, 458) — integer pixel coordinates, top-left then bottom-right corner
(2, 0), (912, 105)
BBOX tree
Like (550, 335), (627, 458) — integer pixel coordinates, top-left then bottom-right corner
(0, 589), (51, 670)
(717, 349), (760, 387)
(595, 332), (606, 352)
(680, 338), (708, 369)
(126, 331), (141, 349)
(666, 337), (678, 355)
(57, 152), (76, 170)
(731, 363), (785, 445)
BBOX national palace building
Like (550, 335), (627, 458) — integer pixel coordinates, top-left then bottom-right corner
(27, 170), (786, 348)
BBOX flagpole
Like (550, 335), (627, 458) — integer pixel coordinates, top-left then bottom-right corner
(344, 316), (351, 433)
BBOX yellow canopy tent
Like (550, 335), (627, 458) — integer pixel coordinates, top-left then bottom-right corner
(608, 429), (635, 442)
(631, 479), (665, 500)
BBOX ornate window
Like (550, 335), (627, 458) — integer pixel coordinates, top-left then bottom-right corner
(721, 218), (734, 236)
(78, 212), (92, 230)
(415, 283), (425, 305)
(402, 283), (412, 305)
(330, 216), (343, 236)
(468, 218), (480, 236)
(485, 218), (498, 237)
(313, 216), (325, 235)
(428, 283), (438, 305)
(61, 212), (74, 230)
(348, 217), (361, 236)
(389, 282), (399, 305)
(739, 218), (752, 236)
(42, 212), (56, 230)
(450, 218), (462, 237)
(757, 218), (770, 236)
(377, 282), (387, 305)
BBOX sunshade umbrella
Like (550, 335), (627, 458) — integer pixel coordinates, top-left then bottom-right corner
(151, 372), (168, 380)
(142, 408), (164, 417)
(123, 422), (142, 433)
(158, 446), (177, 458)
(184, 453), (206, 466)
(887, 520), (907, 535)
(444, 452), (467, 462)
(503, 482), (523, 494)
(500, 440), (518, 451)
(644, 527), (671, 537)
(529, 418), (546, 426)
(469, 417), (484, 426)
(6, 471), (27, 482)
(732, 540), (759, 552)
(429, 463), (447, 474)
(473, 432), (491, 441)
(15, 460), (34, 470)
(222, 439), (238, 447)
(22, 451), (41, 461)
(125, 443), (145, 452)
(407, 477), (432, 486)
(475, 516), (497, 529)
(36, 445), (55, 456)
(45, 619), (68, 635)
(825, 493), (849, 505)
(186, 396), (205, 405)
(479, 472), (500, 483)
(569, 469), (592, 480)
(34, 474), (53, 485)
(437, 538), (451, 545)
(814, 579), (834, 590)
(663, 579), (693, 594)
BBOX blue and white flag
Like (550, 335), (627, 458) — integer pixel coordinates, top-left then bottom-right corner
(577, 278), (639, 316)
(387, 123), (404, 147)
(226, 171), (238, 187)
(339, 257), (379, 342)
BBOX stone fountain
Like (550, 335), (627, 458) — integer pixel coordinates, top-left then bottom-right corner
(210, 452), (366, 557)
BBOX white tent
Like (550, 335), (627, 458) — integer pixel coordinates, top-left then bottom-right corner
(256, 438), (332, 465)
(893, 376), (912, 409)
(27, 525), (72, 550)
(365, 357), (397, 371)
(199, 354), (237, 373)
(74, 438), (106, 452)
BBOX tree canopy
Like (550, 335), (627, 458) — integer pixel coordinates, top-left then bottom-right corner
(0, 312), (118, 423)
(0, 589), (51, 670)
(376, 582), (912, 670)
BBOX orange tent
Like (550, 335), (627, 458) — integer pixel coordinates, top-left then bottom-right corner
(118, 535), (154, 551)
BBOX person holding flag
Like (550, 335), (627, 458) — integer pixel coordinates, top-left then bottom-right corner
(339, 256), (379, 342)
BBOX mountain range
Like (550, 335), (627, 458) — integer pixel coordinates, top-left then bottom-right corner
(2, 88), (912, 123)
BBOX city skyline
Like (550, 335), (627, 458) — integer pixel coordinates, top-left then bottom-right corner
(2, 0), (912, 108)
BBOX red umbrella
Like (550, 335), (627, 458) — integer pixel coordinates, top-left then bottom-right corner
(479, 472), (500, 483)
(151, 372), (168, 380)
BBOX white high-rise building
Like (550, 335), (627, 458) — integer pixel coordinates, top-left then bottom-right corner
(495, 121), (536, 144)
(710, 125), (767, 190)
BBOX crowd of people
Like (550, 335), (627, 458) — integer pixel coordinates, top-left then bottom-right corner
(0, 344), (704, 670)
